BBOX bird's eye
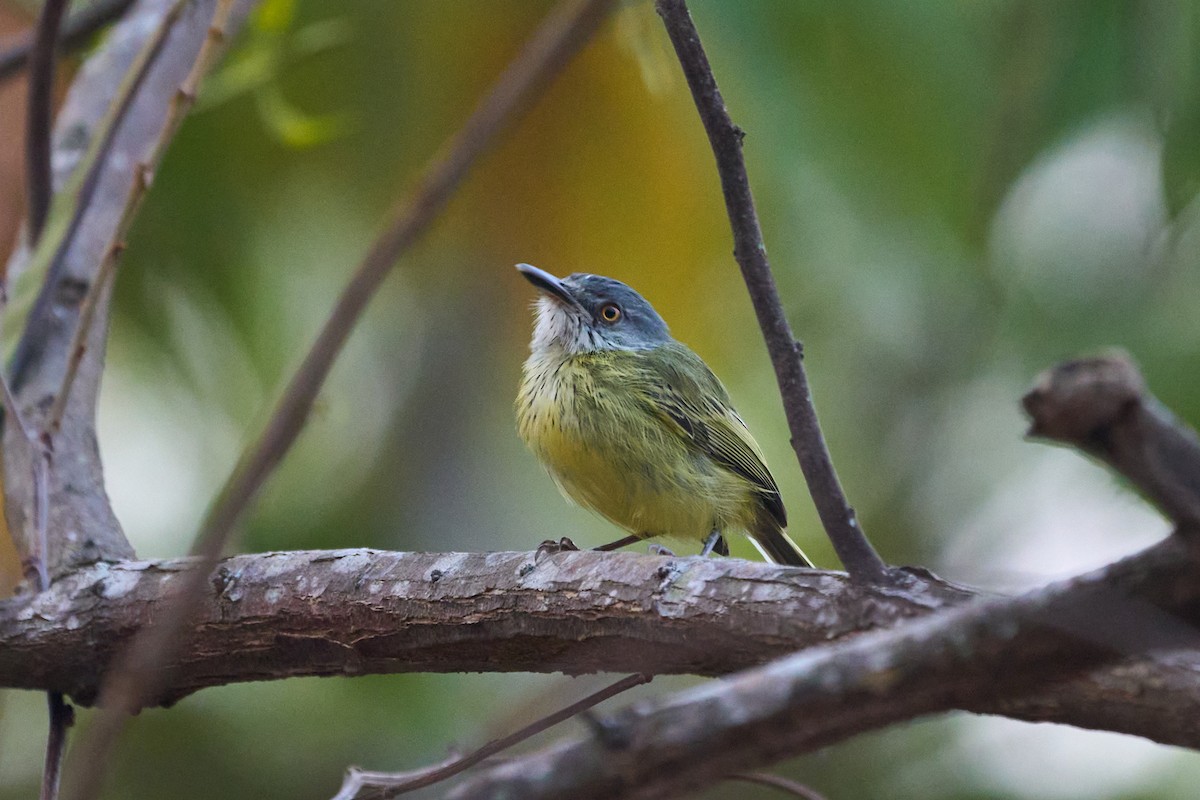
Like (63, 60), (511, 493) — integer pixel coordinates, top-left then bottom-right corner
(600, 304), (621, 323)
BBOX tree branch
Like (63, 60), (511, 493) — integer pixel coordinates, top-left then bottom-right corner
(442, 534), (1200, 799)
(0, 0), (135, 85)
(333, 673), (652, 800)
(2, 0), (259, 580)
(24, 0), (72, 244)
(1024, 351), (1200, 528)
(3, 546), (1200, 749)
(653, 0), (888, 581)
(49, 3), (615, 796)
(427, 353), (1200, 797)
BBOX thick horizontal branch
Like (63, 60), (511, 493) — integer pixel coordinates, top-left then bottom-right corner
(0, 549), (944, 705)
(3, 547), (1200, 749)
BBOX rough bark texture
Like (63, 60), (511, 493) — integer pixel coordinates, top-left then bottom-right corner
(4, 545), (1200, 754)
(0, 549), (951, 705)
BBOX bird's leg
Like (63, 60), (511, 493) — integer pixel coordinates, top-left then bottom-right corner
(593, 534), (641, 552)
(700, 529), (727, 557)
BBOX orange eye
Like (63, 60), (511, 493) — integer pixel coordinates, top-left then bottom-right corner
(600, 304), (621, 323)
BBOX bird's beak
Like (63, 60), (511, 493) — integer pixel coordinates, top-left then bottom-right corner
(516, 263), (586, 313)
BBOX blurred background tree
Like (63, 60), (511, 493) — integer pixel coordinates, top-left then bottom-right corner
(3, 0), (1200, 797)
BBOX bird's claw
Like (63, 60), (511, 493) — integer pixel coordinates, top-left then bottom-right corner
(536, 537), (580, 560)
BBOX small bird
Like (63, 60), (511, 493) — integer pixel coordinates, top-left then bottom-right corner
(515, 263), (811, 567)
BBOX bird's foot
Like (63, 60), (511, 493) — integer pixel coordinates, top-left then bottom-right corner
(536, 537), (580, 560)
(647, 543), (676, 557)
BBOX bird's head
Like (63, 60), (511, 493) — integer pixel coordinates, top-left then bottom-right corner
(517, 263), (670, 355)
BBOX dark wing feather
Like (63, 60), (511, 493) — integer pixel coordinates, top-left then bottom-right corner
(636, 344), (787, 529)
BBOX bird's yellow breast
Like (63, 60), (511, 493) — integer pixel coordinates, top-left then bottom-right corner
(516, 349), (756, 542)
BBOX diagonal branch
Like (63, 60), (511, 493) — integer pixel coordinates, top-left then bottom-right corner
(333, 673), (652, 800)
(653, 0), (888, 581)
(46, 0), (239, 436)
(441, 535), (1200, 800)
(425, 353), (1200, 798)
(195, 0), (616, 564)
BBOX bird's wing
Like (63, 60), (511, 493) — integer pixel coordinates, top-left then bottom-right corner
(635, 344), (787, 529)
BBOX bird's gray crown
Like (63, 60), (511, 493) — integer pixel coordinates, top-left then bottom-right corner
(560, 273), (671, 349)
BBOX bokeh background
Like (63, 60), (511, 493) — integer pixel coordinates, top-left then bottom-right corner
(3, 0), (1200, 797)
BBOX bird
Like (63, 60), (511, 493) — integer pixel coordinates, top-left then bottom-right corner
(515, 263), (811, 567)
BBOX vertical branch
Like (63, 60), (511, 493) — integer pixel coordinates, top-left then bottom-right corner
(653, 0), (889, 582)
(0, 364), (51, 589)
(0, 363), (67, 800)
(12, 2), (75, 772)
(40, 692), (73, 800)
(25, 0), (73, 244)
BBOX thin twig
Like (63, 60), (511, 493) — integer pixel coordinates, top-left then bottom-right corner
(61, 2), (613, 798)
(727, 772), (829, 800)
(334, 674), (651, 800)
(25, 0), (73, 244)
(45, 245), (118, 434)
(40, 692), (73, 800)
(0, 0), (135, 84)
(653, 0), (888, 582)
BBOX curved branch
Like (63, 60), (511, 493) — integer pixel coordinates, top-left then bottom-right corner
(3, 546), (1200, 749)
(3, 0), (257, 579)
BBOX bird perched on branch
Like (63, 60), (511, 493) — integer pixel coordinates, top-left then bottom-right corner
(515, 263), (811, 567)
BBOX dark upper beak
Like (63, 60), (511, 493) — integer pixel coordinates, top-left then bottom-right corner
(516, 263), (585, 312)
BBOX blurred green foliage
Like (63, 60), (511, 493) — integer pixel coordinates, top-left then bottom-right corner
(4, 1), (1200, 797)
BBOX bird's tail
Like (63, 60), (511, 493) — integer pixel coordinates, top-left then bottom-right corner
(750, 522), (813, 568)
